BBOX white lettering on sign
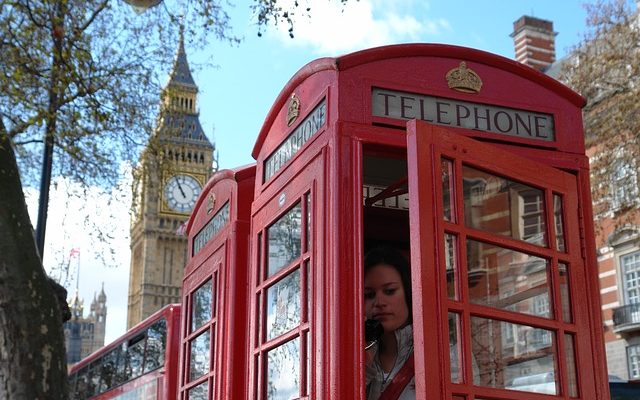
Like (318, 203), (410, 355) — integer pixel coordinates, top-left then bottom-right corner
(193, 201), (230, 256)
(372, 88), (555, 141)
(264, 99), (327, 182)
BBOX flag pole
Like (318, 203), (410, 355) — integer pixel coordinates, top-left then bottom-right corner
(75, 250), (80, 294)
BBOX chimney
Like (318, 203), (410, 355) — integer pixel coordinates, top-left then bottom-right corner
(511, 16), (557, 72)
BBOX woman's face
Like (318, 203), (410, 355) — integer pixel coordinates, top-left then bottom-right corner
(364, 263), (409, 333)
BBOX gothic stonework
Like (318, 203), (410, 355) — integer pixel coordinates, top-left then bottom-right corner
(64, 285), (107, 367)
(127, 35), (217, 329)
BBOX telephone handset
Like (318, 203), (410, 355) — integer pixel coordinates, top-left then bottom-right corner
(364, 319), (383, 350)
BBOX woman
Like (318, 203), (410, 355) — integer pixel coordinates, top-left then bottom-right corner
(364, 246), (415, 400)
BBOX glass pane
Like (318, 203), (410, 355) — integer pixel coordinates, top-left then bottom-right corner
(306, 193), (311, 252)
(88, 361), (100, 397)
(99, 349), (117, 392)
(559, 263), (572, 323)
(306, 334), (311, 396)
(190, 330), (210, 382)
(126, 334), (146, 379)
(471, 317), (556, 395)
(565, 333), (579, 397)
(267, 269), (301, 340)
(114, 344), (127, 386)
(188, 381), (209, 400)
(554, 194), (566, 252)
(268, 203), (302, 276)
(192, 279), (213, 332)
(266, 337), (300, 400)
(445, 233), (458, 299)
(75, 367), (88, 399)
(463, 166), (547, 246)
(467, 239), (551, 318)
(449, 312), (462, 383)
(305, 260), (310, 323)
(442, 158), (454, 222)
(144, 319), (167, 373)
(452, 396), (466, 400)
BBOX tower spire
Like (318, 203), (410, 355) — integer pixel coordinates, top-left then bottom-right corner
(166, 28), (197, 89)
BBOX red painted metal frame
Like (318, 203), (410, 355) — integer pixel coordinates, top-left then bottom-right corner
(407, 120), (604, 399)
(68, 304), (181, 400)
(182, 165), (255, 400)
(182, 43), (607, 399)
(248, 150), (326, 400)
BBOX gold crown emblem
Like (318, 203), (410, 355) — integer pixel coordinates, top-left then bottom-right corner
(446, 62), (482, 94)
(206, 193), (216, 214)
(287, 94), (300, 126)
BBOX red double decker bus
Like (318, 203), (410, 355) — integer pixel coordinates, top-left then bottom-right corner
(68, 304), (181, 400)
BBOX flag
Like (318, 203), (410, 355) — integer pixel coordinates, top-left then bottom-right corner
(175, 222), (187, 236)
(69, 248), (80, 258)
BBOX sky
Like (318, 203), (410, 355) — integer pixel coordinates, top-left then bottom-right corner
(25, 0), (599, 345)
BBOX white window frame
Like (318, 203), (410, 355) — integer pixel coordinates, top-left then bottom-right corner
(621, 251), (640, 305)
(628, 344), (640, 380)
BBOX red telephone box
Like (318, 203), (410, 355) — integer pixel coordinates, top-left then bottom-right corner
(181, 165), (255, 400)
(186, 44), (609, 400)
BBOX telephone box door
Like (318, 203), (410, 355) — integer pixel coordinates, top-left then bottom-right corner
(407, 120), (603, 400)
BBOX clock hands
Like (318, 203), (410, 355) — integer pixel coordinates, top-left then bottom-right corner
(177, 180), (187, 198)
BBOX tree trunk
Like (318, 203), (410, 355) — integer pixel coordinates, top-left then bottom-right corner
(0, 132), (68, 399)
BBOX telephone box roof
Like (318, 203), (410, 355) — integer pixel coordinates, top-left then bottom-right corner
(252, 43), (585, 159)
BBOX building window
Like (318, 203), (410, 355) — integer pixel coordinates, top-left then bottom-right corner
(533, 294), (550, 317)
(622, 252), (640, 304)
(521, 189), (545, 244)
(628, 345), (640, 379)
(610, 159), (638, 210)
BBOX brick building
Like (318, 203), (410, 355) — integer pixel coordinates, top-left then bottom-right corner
(513, 11), (640, 381)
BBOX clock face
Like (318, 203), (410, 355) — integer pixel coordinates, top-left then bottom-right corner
(164, 174), (202, 213)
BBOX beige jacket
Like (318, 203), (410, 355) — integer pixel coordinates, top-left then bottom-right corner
(365, 324), (415, 400)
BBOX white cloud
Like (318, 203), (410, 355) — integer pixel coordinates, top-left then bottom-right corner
(267, 0), (451, 55)
(24, 169), (132, 345)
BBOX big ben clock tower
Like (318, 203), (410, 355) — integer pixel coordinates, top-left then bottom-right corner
(127, 35), (217, 328)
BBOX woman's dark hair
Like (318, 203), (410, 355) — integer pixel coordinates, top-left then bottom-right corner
(364, 246), (412, 321)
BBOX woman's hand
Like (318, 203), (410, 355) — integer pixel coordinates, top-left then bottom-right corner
(365, 342), (377, 367)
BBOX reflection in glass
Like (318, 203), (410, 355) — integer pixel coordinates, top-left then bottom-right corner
(188, 381), (209, 400)
(306, 334), (311, 396)
(99, 349), (117, 392)
(126, 334), (146, 379)
(190, 330), (210, 382)
(449, 313), (462, 383)
(467, 239), (551, 318)
(144, 319), (167, 373)
(75, 367), (88, 399)
(268, 203), (302, 276)
(559, 263), (572, 323)
(267, 270), (301, 340)
(267, 338), (300, 400)
(89, 361), (100, 396)
(442, 158), (454, 222)
(554, 194), (566, 252)
(471, 317), (556, 395)
(192, 279), (213, 332)
(305, 260), (310, 323)
(463, 166), (547, 246)
(113, 344), (127, 386)
(565, 333), (579, 397)
(306, 193), (311, 252)
(445, 233), (457, 300)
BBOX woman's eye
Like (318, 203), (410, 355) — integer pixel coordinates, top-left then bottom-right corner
(384, 288), (397, 295)
(364, 292), (375, 300)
